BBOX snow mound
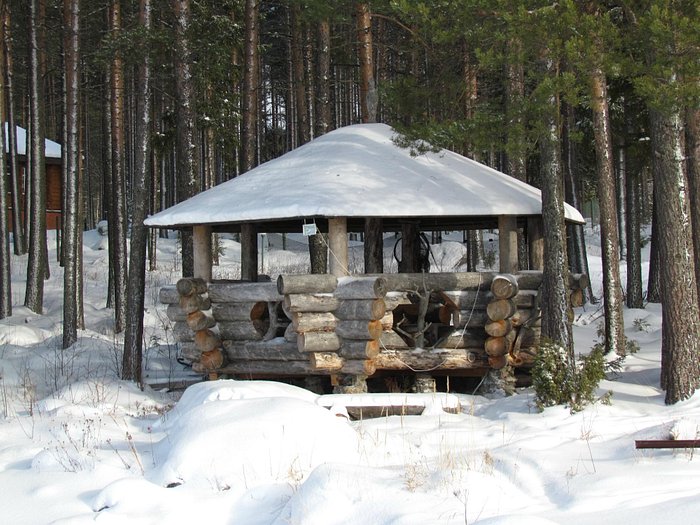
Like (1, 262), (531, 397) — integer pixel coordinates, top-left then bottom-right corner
(0, 323), (53, 346)
(151, 388), (359, 491)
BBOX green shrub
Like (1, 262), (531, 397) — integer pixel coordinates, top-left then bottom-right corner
(531, 339), (608, 412)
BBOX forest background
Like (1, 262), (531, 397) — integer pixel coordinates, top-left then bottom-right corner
(0, 0), (698, 404)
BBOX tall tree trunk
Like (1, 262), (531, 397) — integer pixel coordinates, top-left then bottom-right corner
(173, 0), (198, 277)
(25, 0), (47, 314)
(123, 0), (151, 385)
(0, 0), (10, 319)
(241, 0), (259, 172)
(3, 6), (23, 255)
(240, 0), (259, 280)
(625, 101), (644, 308)
(646, 195), (662, 302)
(562, 103), (595, 302)
(109, 0), (128, 332)
(539, 58), (572, 354)
(616, 143), (627, 260)
(103, 70), (114, 309)
(650, 106), (700, 403)
(62, 0), (80, 348)
(590, 66), (625, 355)
(308, 18), (331, 275)
(356, 2), (377, 124)
(290, 3), (309, 145)
(685, 104), (700, 302)
(356, 3), (382, 273)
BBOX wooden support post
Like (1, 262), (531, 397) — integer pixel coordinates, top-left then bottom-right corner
(364, 218), (383, 273)
(328, 217), (349, 277)
(240, 223), (258, 281)
(498, 215), (518, 273)
(192, 225), (212, 282)
(527, 217), (544, 271)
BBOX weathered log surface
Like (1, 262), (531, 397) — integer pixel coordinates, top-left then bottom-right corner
(485, 319), (512, 337)
(172, 321), (194, 342)
(486, 299), (516, 321)
(369, 272), (497, 292)
(186, 310), (217, 332)
(176, 277), (208, 297)
(334, 299), (386, 320)
(166, 304), (188, 322)
(179, 294), (211, 314)
(488, 354), (507, 369)
(298, 331), (341, 352)
(223, 339), (306, 361)
(452, 310), (490, 329)
(309, 352), (343, 371)
(379, 330), (410, 349)
(193, 348), (225, 371)
(194, 329), (222, 353)
(435, 329), (488, 349)
(284, 293), (339, 313)
(341, 359), (377, 376)
(159, 286), (180, 304)
(211, 302), (265, 322)
(383, 292), (411, 311)
(218, 321), (263, 341)
(439, 291), (536, 310)
(335, 277), (388, 299)
(215, 360), (330, 376)
(178, 342), (200, 362)
(284, 323), (298, 342)
(292, 312), (337, 333)
(208, 282), (283, 303)
(490, 274), (519, 299)
(485, 331), (516, 357)
(374, 348), (488, 370)
(277, 274), (338, 295)
(336, 320), (383, 340)
(339, 339), (380, 359)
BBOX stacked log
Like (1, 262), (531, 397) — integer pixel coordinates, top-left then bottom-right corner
(158, 271), (588, 381)
(209, 282), (287, 342)
(334, 276), (389, 376)
(167, 278), (225, 375)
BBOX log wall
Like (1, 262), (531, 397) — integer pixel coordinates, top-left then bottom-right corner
(161, 271), (587, 382)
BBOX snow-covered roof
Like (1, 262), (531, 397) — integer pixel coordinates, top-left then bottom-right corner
(4, 123), (62, 159)
(144, 123), (584, 228)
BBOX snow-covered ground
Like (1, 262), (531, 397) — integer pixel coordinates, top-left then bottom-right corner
(1, 228), (699, 525)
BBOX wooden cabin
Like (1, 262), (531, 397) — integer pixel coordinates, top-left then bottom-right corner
(4, 124), (63, 232)
(145, 124), (586, 392)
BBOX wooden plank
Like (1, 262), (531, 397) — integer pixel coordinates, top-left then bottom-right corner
(635, 440), (700, 449)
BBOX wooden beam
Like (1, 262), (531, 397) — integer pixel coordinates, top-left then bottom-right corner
(240, 223), (258, 281)
(635, 440), (700, 449)
(527, 217), (544, 271)
(328, 217), (349, 276)
(498, 215), (518, 273)
(192, 225), (212, 282)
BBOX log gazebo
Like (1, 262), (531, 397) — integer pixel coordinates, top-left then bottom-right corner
(145, 123), (586, 392)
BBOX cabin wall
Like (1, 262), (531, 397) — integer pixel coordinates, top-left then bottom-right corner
(160, 272), (589, 384)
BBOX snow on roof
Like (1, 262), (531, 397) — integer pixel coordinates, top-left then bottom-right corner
(144, 123), (584, 227)
(4, 123), (62, 159)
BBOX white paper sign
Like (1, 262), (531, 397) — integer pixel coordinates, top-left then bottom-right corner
(302, 223), (318, 236)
